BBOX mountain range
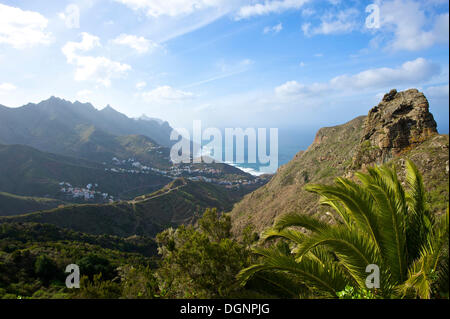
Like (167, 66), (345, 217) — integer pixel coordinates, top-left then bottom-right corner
(0, 97), (173, 167)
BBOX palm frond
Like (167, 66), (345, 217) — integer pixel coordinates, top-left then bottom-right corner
(238, 246), (348, 297)
(405, 159), (433, 263)
(261, 227), (306, 245)
(273, 213), (331, 232)
(356, 165), (408, 284)
(293, 225), (382, 289)
(306, 180), (382, 251)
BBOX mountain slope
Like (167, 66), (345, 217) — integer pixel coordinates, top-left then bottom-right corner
(0, 143), (170, 199)
(0, 178), (244, 238)
(230, 89), (449, 236)
(0, 192), (65, 216)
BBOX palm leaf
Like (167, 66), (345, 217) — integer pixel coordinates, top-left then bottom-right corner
(356, 165), (408, 284)
(238, 246), (347, 297)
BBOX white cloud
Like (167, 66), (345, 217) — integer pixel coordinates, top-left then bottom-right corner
(301, 8), (315, 16)
(0, 82), (17, 92)
(331, 58), (440, 89)
(275, 81), (328, 97)
(112, 34), (159, 54)
(114, 0), (227, 17)
(0, 4), (52, 49)
(62, 32), (100, 63)
(426, 84), (449, 99)
(264, 23), (283, 34)
(379, 0), (449, 51)
(302, 8), (359, 36)
(62, 33), (131, 87)
(236, 0), (309, 19)
(275, 58), (441, 98)
(136, 81), (147, 89)
(142, 85), (194, 103)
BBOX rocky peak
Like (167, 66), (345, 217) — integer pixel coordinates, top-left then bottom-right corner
(353, 88), (437, 167)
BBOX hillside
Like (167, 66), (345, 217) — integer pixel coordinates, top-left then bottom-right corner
(0, 178), (245, 238)
(0, 143), (170, 199)
(230, 89), (449, 236)
(0, 192), (65, 216)
(0, 222), (157, 257)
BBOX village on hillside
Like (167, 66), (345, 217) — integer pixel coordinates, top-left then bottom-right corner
(59, 157), (270, 202)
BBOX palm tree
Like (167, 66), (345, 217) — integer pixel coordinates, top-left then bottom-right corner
(238, 160), (449, 299)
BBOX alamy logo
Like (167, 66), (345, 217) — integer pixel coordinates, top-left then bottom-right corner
(365, 4), (381, 29)
(365, 264), (380, 289)
(170, 121), (278, 173)
(60, 4), (80, 29)
(65, 264), (80, 288)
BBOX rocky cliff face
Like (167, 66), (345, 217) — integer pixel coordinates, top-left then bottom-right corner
(353, 89), (438, 168)
(230, 89), (448, 237)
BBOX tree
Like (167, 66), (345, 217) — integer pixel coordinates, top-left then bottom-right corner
(238, 160), (449, 299)
(76, 254), (116, 281)
(34, 255), (59, 286)
(156, 208), (251, 298)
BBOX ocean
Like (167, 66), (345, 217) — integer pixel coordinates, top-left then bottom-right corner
(199, 128), (317, 176)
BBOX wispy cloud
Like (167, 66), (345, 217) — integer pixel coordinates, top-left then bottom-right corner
(236, 0), (310, 20)
(112, 34), (160, 54)
(426, 84), (449, 99)
(136, 81), (147, 90)
(264, 23), (283, 34)
(302, 8), (359, 36)
(114, 0), (227, 17)
(0, 82), (17, 92)
(141, 85), (195, 103)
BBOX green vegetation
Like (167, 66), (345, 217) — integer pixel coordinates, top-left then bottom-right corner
(0, 192), (64, 216)
(0, 233), (154, 298)
(0, 179), (244, 238)
(0, 209), (253, 299)
(155, 208), (252, 298)
(238, 160), (449, 299)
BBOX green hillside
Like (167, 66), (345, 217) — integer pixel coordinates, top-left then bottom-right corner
(0, 222), (156, 298)
(0, 178), (244, 238)
(0, 192), (65, 216)
(0, 143), (171, 198)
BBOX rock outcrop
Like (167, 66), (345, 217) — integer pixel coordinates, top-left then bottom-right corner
(353, 89), (437, 167)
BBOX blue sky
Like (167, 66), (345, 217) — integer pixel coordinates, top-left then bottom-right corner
(0, 0), (448, 133)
